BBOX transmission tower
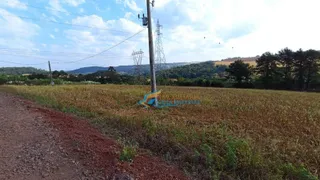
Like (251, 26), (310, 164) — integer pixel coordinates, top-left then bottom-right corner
(132, 49), (144, 83)
(155, 20), (167, 73)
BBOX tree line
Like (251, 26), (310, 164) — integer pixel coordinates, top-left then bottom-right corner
(1, 48), (319, 91)
(226, 48), (320, 91)
(0, 67), (135, 85)
(0, 67), (47, 75)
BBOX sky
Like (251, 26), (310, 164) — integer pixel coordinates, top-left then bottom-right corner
(0, 0), (319, 71)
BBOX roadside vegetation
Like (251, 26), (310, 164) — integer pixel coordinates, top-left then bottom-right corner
(1, 85), (319, 179)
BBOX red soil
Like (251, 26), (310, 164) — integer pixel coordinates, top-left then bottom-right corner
(21, 98), (187, 180)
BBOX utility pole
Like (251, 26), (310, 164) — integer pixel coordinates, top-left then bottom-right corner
(48, 61), (54, 86)
(138, 0), (157, 106)
(146, 0), (157, 93)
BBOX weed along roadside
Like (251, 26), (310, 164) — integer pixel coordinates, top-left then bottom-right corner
(1, 85), (319, 179)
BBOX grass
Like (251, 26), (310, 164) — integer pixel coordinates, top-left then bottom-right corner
(1, 85), (319, 179)
(214, 60), (257, 66)
(119, 146), (137, 162)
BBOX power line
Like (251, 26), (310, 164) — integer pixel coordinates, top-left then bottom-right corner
(0, 48), (135, 58)
(60, 28), (147, 64)
(0, 54), (133, 66)
(0, 52), (60, 61)
(20, 2), (84, 17)
(0, 60), (47, 66)
(0, 51), (133, 61)
(0, 29), (146, 65)
(0, 14), (139, 34)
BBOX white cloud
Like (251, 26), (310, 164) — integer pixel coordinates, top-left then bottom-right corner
(65, 30), (96, 45)
(47, 0), (85, 17)
(2, 0), (320, 69)
(47, 0), (66, 17)
(154, 0), (172, 8)
(116, 18), (142, 34)
(124, 12), (133, 19)
(223, 0), (320, 56)
(71, 15), (142, 34)
(0, 0), (27, 10)
(63, 0), (86, 7)
(71, 15), (108, 29)
(155, 0), (320, 63)
(48, 0), (65, 11)
(49, 17), (58, 22)
(116, 0), (142, 12)
(57, 14), (148, 68)
(54, 28), (59, 32)
(0, 9), (39, 40)
(48, 0), (86, 11)
(0, 8), (43, 66)
(50, 34), (55, 39)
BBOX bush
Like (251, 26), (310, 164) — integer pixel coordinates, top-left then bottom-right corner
(119, 146), (137, 162)
(0, 76), (7, 85)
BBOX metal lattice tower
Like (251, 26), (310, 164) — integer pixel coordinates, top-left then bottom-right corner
(132, 49), (144, 83)
(155, 19), (167, 74)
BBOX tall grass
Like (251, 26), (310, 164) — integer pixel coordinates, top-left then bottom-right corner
(2, 85), (319, 179)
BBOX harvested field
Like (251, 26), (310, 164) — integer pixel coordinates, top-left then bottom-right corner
(2, 85), (319, 179)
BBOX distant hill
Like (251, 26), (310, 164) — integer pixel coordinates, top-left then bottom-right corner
(214, 56), (259, 66)
(158, 57), (259, 79)
(67, 66), (108, 75)
(68, 62), (188, 75)
(0, 67), (47, 75)
(159, 61), (228, 79)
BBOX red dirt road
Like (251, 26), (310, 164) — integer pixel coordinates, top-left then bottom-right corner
(0, 92), (187, 180)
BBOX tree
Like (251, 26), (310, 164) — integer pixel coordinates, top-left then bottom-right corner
(28, 73), (47, 79)
(292, 49), (320, 90)
(226, 60), (252, 85)
(0, 67), (47, 75)
(293, 49), (307, 90)
(277, 48), (294, 89)
(304, 49), (320, 90)
(256, 52), (279, 88)
(52, 70), (68, 78)
(0, 75), (7, 85)
(108, 66), (116, 72)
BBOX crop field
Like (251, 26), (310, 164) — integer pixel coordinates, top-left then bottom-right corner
(214, 60), (257, 67)
(2, 85), (320, 179)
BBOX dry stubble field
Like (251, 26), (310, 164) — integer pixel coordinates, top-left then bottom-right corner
(2, 85), (320, 179)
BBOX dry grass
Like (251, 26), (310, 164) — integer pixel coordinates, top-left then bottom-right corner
(214, 60), (257, 66)
(3, 85), (320, 179)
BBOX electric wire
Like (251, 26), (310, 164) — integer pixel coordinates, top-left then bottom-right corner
(54, 28), (147, 64)
(0, 13), (139, 34)
(0, 48), (136, 58)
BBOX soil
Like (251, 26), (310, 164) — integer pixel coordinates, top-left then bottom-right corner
(0, 92), (187, 180)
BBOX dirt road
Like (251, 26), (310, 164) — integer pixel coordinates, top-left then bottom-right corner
(0, 92), (186, 180)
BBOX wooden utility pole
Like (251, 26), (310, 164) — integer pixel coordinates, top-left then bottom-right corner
(48, 61), (54, 86)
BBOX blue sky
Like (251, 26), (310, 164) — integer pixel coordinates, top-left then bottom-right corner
(0, 0), (319, 71)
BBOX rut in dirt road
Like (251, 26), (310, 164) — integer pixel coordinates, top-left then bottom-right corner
(0, 92), (187, 180)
